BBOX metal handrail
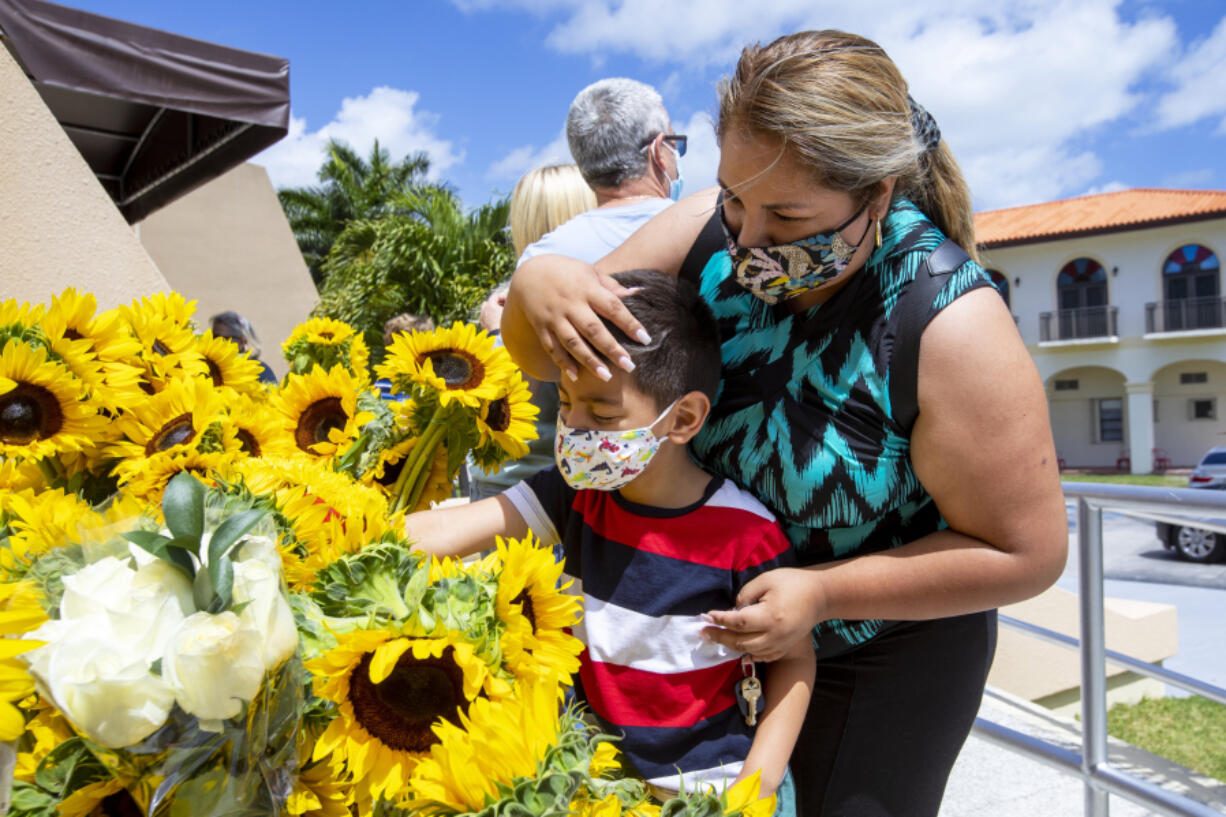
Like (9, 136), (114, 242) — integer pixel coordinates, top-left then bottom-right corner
(975, 482), (1226, 817)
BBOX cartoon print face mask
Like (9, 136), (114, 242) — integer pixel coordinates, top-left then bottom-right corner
(554, 400), (678, 491)
(719, 195), (872, 305)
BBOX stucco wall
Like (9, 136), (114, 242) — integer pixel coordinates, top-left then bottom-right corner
(137, 163), (318, 378)
(983, 217), (1226, 468)
(0, 44), (169, 309)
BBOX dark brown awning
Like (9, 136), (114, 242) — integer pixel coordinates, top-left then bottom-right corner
(0, 0), (289, 222)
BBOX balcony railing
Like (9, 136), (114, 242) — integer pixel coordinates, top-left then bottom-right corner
(1039, 306), (1118, 341)
(1144, 297), (1226, 333)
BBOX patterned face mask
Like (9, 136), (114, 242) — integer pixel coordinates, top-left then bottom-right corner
(554, 400), (678, 491)
(719, 196), (872, 305)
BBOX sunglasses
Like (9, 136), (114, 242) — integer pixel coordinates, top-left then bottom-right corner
(642, 133), (687, 157)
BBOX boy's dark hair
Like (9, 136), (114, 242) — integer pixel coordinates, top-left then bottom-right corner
(603, 269), (721, 407)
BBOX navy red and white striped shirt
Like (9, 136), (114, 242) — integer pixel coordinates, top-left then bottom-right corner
(504, 468), (794, 794)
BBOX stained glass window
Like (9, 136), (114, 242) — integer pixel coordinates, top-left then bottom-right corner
(1163, 244), (1219, 276)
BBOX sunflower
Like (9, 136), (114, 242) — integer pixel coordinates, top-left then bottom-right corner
(118, 292), (199, 380)
(192, 331), (267, 395)
(108, 374), (228, 461)
(224, 393), (295, 459)
(411, 443), (457, 512)
(493, 535), (583, 681)
(289, 734), (353, 817)
(116, 448), (239, 504)
(723, 770), (777, 817)
(376, 323), (513, 409)
(282, 318), (371, 385)
(474, 373), (539, 464)
(13, 696), (74, 784)
(404, 673), (565, 815)
(271, 365), (373, 459)
(0, 581), (47, 740)
(0, 457), (44, 492)
(56, 773), (160, 817)
(308, 626), (501, 805)
(359, 435), (418, 493)
(1, 488), (95, 576)
(0, 342), (107, 460)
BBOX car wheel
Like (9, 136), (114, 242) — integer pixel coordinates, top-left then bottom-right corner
(1174, 526), (1225, 563)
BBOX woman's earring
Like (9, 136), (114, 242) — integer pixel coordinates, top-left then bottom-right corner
(875, 219), (882, 249)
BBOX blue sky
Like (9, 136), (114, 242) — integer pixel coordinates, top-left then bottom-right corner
(68, 0), (1226, 212)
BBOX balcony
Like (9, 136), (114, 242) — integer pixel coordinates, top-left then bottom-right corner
(1040, 306), (1118, 342)
(1144, 297), (1226, 334)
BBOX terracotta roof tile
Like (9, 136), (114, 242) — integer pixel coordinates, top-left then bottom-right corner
(974, 188), (1226, 248)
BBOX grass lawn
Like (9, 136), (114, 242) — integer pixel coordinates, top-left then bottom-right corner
(1061, 473), (1188, 487)
(1108, 696), (1226, 783)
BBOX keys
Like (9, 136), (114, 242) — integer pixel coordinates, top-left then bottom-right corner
(735, 655), (765, 727)
(738, 676), (763, 726)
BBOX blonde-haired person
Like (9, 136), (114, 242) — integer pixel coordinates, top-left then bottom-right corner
(503, 30), (1066, 816)
(510, 164), (597, 258)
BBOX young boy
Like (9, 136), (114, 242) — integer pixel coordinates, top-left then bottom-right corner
(407, 270), (813, 805)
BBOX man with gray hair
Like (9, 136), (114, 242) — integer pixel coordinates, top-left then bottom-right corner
(468, 77), (684, 501)
(516, 77), (685, 265)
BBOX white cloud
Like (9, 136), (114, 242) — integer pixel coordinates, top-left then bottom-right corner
(1153, 14), (1226, 133)
(676, 110), (720, 195)
(456, 0), (1180, 208)
(252, 87), (464, 190)
(487, 129), (572, 181)
(1082, 180), (1129, 197)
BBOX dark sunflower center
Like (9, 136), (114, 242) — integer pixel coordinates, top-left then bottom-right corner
(484, 397), (511, 433)
(64, 328), (84, 341)
(100, 789), (143, 817)
(511, 589), (537, 632)
(146, 413), (195, 455)
(205, 358), (224, 387)
(376, 457), (406, 488)
(319, 331), (334, 339)
(0, 383), (65, 443)
(424, 351), (483, 390)
(349, 648), (468, 753)
(294, 397), (348, 453)
(236, 428), (261, 457)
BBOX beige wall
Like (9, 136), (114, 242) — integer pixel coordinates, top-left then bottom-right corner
(0, 44), (169, 308)
(137, 163), (318, 378)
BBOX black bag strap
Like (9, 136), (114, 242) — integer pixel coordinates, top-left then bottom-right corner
(889, 238), (971, 432)
(678, 209), (724, 287)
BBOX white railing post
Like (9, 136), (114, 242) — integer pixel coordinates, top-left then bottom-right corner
(1078, 498), (1110, 817)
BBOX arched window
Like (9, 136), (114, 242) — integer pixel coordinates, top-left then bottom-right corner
(1056, 258), (1108, 338)
(986, 269), (1010, 309)
(1162, 244), (1221, 330)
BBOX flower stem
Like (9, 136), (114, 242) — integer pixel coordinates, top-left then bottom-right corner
(390, 404), (447, 513)
(399, 418), (447, 513)
(36, 458), (59, 487)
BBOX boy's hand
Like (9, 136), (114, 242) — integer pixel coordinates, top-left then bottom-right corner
(701, 568), (825, 661)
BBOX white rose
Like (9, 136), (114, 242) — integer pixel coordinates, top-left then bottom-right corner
(25, 634), (174, 748)
(162, 612), (265, 730)
(59, 556), (189, 660)
(234, 535), (282, 575)
(231, 558), (297, 671)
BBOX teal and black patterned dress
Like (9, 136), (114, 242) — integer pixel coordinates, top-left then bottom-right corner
(690, 197), (994, 657)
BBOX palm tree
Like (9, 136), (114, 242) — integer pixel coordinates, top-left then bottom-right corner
(278, 140), (431, 285)
(313, 186), (515, 364)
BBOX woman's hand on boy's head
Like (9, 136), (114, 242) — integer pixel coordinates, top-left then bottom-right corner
(506, 255), (648, 382)
(701, 567), (825, 662)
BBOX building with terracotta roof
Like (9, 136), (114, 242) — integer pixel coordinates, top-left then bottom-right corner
(976, 188), (1226, 472)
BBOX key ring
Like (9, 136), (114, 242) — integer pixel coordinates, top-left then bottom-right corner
(740, 654), (756, 678)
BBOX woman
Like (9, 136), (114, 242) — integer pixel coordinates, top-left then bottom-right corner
(469, 164), (597, 500)
(503, 31), (1068, 816)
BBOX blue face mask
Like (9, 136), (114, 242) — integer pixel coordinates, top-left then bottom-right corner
(665, 142), (684, 201)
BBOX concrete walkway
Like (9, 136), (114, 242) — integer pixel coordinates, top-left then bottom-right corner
(940, 688), (1226, 816)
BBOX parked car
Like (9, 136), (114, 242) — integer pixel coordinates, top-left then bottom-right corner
(1155, 446), (1226, 563)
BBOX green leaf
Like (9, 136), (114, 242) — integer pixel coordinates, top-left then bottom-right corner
(208, 509), (268, 569)
(211, 556), (234, 613)
(122, 531), (195, 580)
(193, 568), (215, 612)
(163, 472), (205, 542)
